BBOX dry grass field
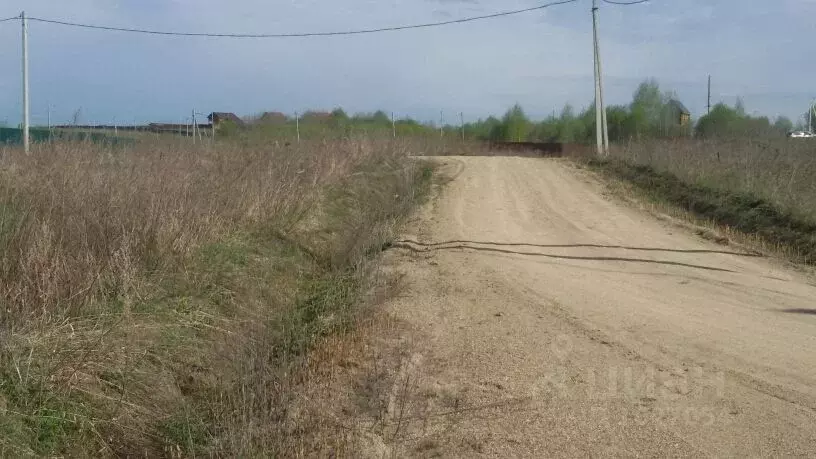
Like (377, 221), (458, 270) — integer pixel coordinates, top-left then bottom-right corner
(0, 136), (433, 456)
(592, 138), (816, 263)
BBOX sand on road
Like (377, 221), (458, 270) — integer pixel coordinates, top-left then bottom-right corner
(348, 156), (816, 457)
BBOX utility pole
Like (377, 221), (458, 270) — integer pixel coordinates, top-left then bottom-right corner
(47, 102), (51, 136)
(391, 112), (396, 139)
(192, 110), (196, 145)
(21, 11), (30, 154)
(295, 111), (300, 143)
(707, 75), (712, 115)
(439, 110), (444, 138)
(598, 48), (609, 153)
(591, 0), (608, 156)
(460, 112), (465, 141)
(194, 111), (205, 142)
(809, 99), (814, 133)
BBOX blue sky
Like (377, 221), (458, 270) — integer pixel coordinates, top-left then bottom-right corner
(0, 0), (814, 126)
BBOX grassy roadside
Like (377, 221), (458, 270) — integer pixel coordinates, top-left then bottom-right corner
(587, 157), (816, 264)
(0, 139), (433, 456)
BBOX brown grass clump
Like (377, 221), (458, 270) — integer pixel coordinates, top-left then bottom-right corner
(0, 136), (433, 456)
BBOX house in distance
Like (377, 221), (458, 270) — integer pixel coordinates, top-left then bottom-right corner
(208, 112), (246, 129)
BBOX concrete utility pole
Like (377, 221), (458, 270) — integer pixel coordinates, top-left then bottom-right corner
(460, 112), (465, 141)
(194, 111), (205, 142)
(21, 11), (30, 154)
(391, 112), (396, 139)
(440, 110), (444, 138)
(192, 109), (196, 145)
(592, 0), (609, 156)
(295, 111), (300, 143)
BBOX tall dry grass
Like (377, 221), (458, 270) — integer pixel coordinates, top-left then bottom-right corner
(0, 136), (432, 456)
(610, 138), (816, 220)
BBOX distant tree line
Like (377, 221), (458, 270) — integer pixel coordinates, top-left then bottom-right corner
(466, 79), (795, 143)
(238, 78), (795, 142)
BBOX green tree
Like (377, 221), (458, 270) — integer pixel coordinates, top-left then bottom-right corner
(499, 104), (531, 142)
(577, 105), (596, 143)
(330, 107), (349, 120)
(630, 79), (664, 135)
(695, 100), (784, 138)
(695, 103), (746, 138)
(329, 107), (349, 130)
(773, 116), (793, 134)
(555, 104), (578, 142)
(371, 110), (390, 125)
(605, 105), (633, 142)
(482, 116), (504, 141)
(530, 114), (560, 142)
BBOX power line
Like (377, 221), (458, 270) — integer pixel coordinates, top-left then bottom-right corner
(0, 16), (19, 22)
(602, 0), (650, 5)
(20, 0), (579, 38)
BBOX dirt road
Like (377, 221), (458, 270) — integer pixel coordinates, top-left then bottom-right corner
(361, 156), (816, 457)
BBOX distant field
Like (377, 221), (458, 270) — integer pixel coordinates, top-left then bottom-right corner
(0, 127), (51, 144)
(0, 126), (134, 145)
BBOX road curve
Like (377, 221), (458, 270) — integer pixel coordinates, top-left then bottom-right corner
(374, 156), (816, 457)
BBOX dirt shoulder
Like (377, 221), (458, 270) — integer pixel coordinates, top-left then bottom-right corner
(302, 156), (816, 457)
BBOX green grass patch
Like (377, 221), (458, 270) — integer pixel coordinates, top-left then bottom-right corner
(0, 371), (98, 457)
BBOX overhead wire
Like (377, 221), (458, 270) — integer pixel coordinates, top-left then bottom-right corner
(602, 0), (650, 5)
(18, 0), (579, 38)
